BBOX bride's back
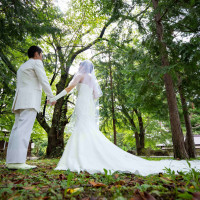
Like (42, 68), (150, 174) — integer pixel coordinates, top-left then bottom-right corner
(79, 73), (94, 88)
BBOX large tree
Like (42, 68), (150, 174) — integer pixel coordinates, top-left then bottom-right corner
(0, 0), (60, 133)
(151, 0), (188, 159)
(35, 0), (122, 157)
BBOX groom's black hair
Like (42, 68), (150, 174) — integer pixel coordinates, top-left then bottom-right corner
(28, 46), (43, 58)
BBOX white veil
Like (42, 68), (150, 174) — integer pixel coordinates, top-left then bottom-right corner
(68, 60), (102, 130)
(72, 60), (102, 99)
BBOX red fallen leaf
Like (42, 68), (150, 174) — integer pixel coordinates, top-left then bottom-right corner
(135, 179), (144, 185)
(114, 180), (126, 185)
(131, 189), (156, 200)
(130, 196), (142, 200)
(89, 181), (107, 187)
(192, 192), (200, 200)
(175, 175), (183, 180)
(59, 174), (66, 180)
(43, 197), (50, 200)
(12, 186), (23, 191)
(128, 180), (136, 186)
(32, 181), (41, 185)
(14, 179), (24, 184)
(143, 191), (156, 200)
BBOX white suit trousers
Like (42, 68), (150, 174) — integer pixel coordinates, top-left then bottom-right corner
(6, 109), (37, 164)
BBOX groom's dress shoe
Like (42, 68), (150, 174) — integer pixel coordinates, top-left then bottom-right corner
(6, 163), (37, 169)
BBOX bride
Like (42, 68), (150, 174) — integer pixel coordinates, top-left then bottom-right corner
(50, 60), (200, 176)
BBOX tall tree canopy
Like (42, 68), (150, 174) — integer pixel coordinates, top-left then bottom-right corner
(0, 0), (199, 159)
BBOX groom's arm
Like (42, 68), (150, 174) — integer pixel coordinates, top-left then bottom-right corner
(33, 60), (54, 100)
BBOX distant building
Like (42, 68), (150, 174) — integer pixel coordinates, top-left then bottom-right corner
(193, 135), (200, 149)
(157, 135), (200, 151)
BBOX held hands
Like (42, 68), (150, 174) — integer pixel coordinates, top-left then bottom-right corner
(47, 100), (56, 106)
(48, 89), (68, 105)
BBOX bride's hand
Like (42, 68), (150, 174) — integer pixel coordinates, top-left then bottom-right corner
(49, 89), (68, 103)
(48, 99), (57, 105)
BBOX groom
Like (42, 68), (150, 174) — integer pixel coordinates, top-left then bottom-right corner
(6, 46), (56, 169)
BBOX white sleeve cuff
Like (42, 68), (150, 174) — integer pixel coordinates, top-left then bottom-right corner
(49, 89), (67, 102)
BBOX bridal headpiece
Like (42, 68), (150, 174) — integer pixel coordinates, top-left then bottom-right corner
(75, 60), (103, 99)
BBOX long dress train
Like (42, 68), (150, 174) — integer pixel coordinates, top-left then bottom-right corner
(55, 83), (200, 176)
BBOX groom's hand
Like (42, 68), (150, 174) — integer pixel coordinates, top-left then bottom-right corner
(51, 101), (56, 105)
(47, 100), (56, 106)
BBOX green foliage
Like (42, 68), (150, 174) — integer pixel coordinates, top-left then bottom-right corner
(0, 0), (199, 156)
(0, 158), (200, 199)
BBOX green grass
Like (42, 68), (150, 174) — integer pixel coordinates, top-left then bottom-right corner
(0, 158), (200, 200)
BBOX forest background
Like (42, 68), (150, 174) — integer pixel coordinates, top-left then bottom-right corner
(0, 0), (199, 159)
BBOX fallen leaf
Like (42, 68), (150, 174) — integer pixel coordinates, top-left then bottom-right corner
(114, 180), (125, 186)
(192, 192), (200, 200)
(144, 191), (156, 200)
(14, 179), (24, 184)
(8, 193), (21, 200)
(160, 177), (172, 184)
(162, 183), (175, 190)
(131, 189), (156, 200)
(32, 181), (41, 185)
(23, 186), (36, 190)
(42, 197), (50, 200)
(67, 187), (84, 194)
(89, 181), (107, 187)
(135, 178), (144, 185)
(59, 174), (66, 180)
(114, 185), (122, 188)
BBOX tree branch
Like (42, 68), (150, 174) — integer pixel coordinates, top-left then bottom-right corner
(158, 8), (168, 22)
(36, 112), (50, 133)
(70, 21), (111, 63)
(0, 49), (17, 75)
(120, 5), (150, 22)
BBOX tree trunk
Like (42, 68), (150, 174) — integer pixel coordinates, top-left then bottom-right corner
(46, 48), (71, 157)
(46, 71), (69, 157)
(46, 125), (65, 157)
(134, 109), (145, 152)
(121, 105), (142, 155)
(152, 0), (188, 159)
(129, 116), (141, 155)
(109, 52), (117, 145)
(178, 76), (196, 158)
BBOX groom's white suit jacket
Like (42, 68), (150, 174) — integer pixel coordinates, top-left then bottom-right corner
(12, 59), (54, 113)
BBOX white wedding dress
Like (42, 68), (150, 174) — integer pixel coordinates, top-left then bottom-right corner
(55, 83), (200, 176)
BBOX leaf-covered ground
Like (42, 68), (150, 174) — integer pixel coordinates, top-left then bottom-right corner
(0, 158), (200, 200)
